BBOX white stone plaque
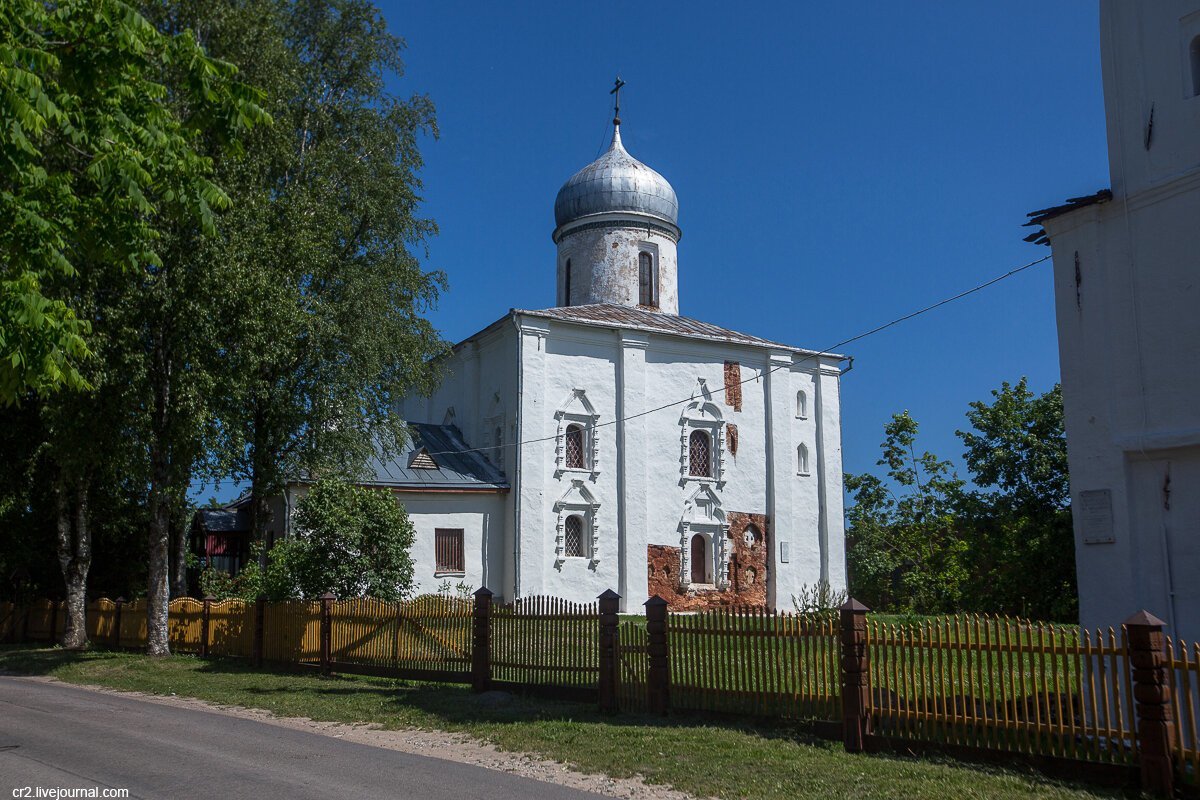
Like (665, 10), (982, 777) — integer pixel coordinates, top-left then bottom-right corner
(1080, 489), (1115, 544)
(780, 541), (790, 563)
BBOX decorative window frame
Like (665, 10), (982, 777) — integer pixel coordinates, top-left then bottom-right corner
(553, 480), (600, 567)
(679, 385), (726, 487)
(679, 484), (731, 590)
(797, 442), (811, 476)
(554, 389), (600, 479)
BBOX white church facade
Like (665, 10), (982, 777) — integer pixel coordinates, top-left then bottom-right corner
(219, 107), (850, 612)
(1028, 0), (1200, 641)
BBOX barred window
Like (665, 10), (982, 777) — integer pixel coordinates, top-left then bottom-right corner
(564, 515), (584, 558)
(435, 528), (464, 573)
(688, 429), (711, 477)
(565, 424), (585, 469)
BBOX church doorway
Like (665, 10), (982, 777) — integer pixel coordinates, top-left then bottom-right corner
(690, 534), (708, 584)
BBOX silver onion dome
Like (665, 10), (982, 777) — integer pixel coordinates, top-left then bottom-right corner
(553, 124), (679, 231)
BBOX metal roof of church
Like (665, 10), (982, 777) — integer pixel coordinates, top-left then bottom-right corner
(515, 304), (844, 359)
(360, 422), (508, 492)
(553, 124), (679, 232)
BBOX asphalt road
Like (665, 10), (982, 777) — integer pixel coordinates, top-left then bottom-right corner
(0, 676), (605, 800)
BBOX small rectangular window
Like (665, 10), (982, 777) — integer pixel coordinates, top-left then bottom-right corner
(435, 528), (465, 573)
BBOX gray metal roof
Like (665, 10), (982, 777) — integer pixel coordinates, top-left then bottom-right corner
(553, 124), (678, 230)
(195, 507), (251, 534)
(515, 304), (845, 360)
(360, 422), (508, 491)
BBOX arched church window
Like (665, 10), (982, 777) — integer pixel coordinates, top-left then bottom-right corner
(797, 443), (810, 475)
(564, 514), (585, 558)
(564, 259), (572, 307)
(689, 430), (711, 477)
(1191, 36), (1200, 97)
(690, 534), (708, 584)
(638, 251), (656, 308)
(565, 424), (585, 470)
(796, 390), (808, 419)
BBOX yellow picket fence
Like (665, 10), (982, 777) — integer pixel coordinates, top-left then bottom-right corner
(330, 595), (472, 676)
(1167, 636), (1200, 784)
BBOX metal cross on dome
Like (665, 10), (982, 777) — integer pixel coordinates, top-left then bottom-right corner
(610, 76), (626, 125)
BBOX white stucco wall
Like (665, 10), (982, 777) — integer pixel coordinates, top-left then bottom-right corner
(511, 314), (847, 611)
(556, 223), (680, 314)
(1042, 0), (1200, 642)
(401, 493), (509, 598)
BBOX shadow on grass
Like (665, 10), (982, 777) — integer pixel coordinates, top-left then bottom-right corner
(0, 645), (1133, 798)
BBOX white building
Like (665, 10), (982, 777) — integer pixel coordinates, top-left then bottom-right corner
(260, 112), (849, 612)
(1028, 0), (1200, 641)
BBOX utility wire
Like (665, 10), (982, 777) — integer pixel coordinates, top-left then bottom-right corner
(415, 253), (1053, 459)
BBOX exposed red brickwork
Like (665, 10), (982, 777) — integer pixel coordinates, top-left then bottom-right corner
(723, 361), (742, 411)
(726, 423), (738, 457)
(646, 512), (770, 611)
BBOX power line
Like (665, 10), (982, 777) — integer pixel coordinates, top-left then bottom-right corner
(416, 253), (1053, 459)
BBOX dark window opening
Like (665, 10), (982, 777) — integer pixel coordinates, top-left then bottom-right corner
(565, 424), (585, 469)
(564, 259), (572, 306)
(564, 515), (584, 558)
(1192, 36), (1200, 97)
(688, 429), (711, 477)
(638, 251), (656, 308)
(690, 534), (707, 583)
(435, 528), (464, 573)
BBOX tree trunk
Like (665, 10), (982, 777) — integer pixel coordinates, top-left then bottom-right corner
(146, 332), (173, 656)
(170, 505), (189, 598)
(55, 477), (91, 649)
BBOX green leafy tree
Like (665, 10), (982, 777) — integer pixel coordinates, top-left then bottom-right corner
(956, 380), (1076, 620)
(0, 0), (267, 647)
(845, 412), (968, 613)
(250, 480), (415, 600)
(197, 0), (446, 574)
(0, 0), (264, 404)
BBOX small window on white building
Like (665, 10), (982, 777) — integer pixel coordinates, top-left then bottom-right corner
(796, 390), (808, 419)
(435, 528), (465, 574)
(565, 423), (585, 469)
(689, 429), (712, 477)
(797, 443), (810, 476)
(638, 251), (657, 308)
(564, 514), (585, 558)
(1191, 36), (1200, 97)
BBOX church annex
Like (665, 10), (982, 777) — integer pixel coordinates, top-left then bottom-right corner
(390, 103), (851, 612)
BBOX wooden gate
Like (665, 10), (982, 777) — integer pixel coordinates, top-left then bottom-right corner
(616, 619), (650, 713)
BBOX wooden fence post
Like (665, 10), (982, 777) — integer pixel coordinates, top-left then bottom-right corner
(113, 597), (124, 649)
(839, 598), (872, 753)
(20, 602), (30, 643)
(320, 592), (335, 676)
(48, 600), (58, 644)
(598, 589), (620, 714)
(253, 594), (266, 668)
(1124, 610), (1175, 797)
(200, 595), (214, 658)
(471, 587), (493, 693)
(645, 595), (670, 716)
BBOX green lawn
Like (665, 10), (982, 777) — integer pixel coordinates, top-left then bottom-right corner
(0, 645), (1132, 800)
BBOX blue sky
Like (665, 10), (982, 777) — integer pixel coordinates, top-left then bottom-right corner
(389, 2), (1108, 479)
(202, 2), (1109, 503)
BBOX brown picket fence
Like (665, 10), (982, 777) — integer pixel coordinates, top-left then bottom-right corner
(670, 606), (839, 721)
(4, 594), (1197, 794)
(867, 616), (1138, 764)
(492, 595), (599, 695)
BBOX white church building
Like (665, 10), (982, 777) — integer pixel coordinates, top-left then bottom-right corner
(1027, 0), (1200, 642)
(242, 107), (850, 612)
